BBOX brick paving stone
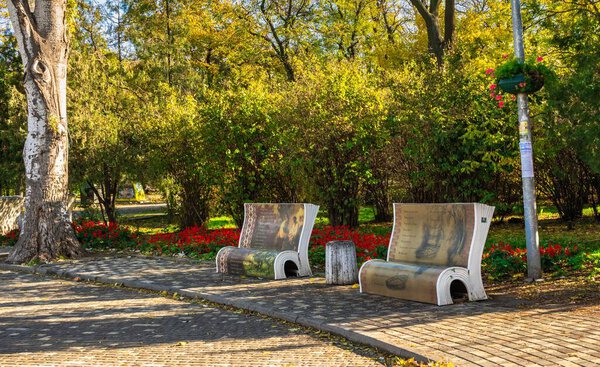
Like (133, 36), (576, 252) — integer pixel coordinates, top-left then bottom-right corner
(0, 271), (384, 367)
(2, 255), (600, 366)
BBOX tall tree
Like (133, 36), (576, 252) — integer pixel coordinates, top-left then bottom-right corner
(6, 0), (81, 263)
(322, 0), (371, 60)
(238, 0), (317, 81)
(375, 0), (410, 44)
(410, 0), (455, 65)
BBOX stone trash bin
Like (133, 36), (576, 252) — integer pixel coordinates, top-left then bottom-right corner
(325, 240), (359, 285)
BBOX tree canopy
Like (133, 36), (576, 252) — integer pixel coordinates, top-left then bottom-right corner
(1, 0), (598, 227)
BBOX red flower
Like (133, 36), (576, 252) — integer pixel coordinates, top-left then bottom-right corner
(489, 84), (497, 91)
(485, 68), (495, 75)
(518, 82), (527, 88)
(495, 95), (503, 101)
(502, 54), (508, 59)
(536, 56), (544, 62)
(498, 101), (505, 108)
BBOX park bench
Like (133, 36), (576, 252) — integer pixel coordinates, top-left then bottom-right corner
(0, 196), (25, 235)
(216, 203), (319, 279)
(359, 203), (495, 305)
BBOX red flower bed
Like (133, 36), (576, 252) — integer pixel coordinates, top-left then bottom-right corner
(144, 225), (391, 263)
(72, 220), (139, 249)
(48, 221), (587, 279)
(483, 241), (581, 279)
(0, 229), (19, 246)
(69, 221), (392, 265)
(145, 226), (239, 258)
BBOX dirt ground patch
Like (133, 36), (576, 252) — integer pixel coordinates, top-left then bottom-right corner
(487, 273), (600, 311)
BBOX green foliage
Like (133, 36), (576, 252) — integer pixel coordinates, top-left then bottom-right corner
(308, 244), (326, 269)
(495, 56), (552, 80)
(586, 251), (600, 278)
(202, 82), (297, 226)
(383, 57), (520, 209)
(3, 0), (599, 236)
(0, 31), (26, 195)
(282, 61), (393, 227)
(528, 0), (600, 222)
(483, 240), (584, 280)
(493, 56), (554, 95)
(0, 229), (18, 247)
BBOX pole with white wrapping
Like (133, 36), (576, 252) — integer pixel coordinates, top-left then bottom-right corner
(510, 0), (542, 280)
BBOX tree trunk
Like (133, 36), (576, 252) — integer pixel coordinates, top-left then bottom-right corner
(327, 200), (360, 227)
(410, 0), (455, 66)
(281, 54), (295, 82)
(6, 0), (82, 263)
(87, 170), (119, 225)
(443, 0), (455, 49)
(423, 12), (444, 66)
(179, 176), (211, 228)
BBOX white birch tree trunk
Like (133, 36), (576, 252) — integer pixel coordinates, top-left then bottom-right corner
(6, 0), (81, 263)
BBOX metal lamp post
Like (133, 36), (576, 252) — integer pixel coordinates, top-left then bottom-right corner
(510, 0), (542, 280)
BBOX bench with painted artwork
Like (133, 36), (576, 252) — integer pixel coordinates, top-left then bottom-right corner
(359, 203), (495, 306)
(216, 203), (319, 280)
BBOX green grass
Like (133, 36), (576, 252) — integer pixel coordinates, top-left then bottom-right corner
(359, 207), (376, 223)
(121, 215), (179, 235)
(536, 204), (599, 220)
(488, 216), (600, 250)
(207, 216), (237, 229)
(120, 214), (237, 234)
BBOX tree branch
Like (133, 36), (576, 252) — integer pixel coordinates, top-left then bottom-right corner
(410, 0), (434, 24)
(9, 0), (37, 31)
(430, 0), (441, 14)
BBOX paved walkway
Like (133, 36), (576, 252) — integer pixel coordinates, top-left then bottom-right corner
(2, 255), (600, 367)
(0, 270), (386, 366)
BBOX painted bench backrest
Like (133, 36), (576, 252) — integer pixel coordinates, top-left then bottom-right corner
(387, 203), (478, 268)
(239, 203), (306, 252)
